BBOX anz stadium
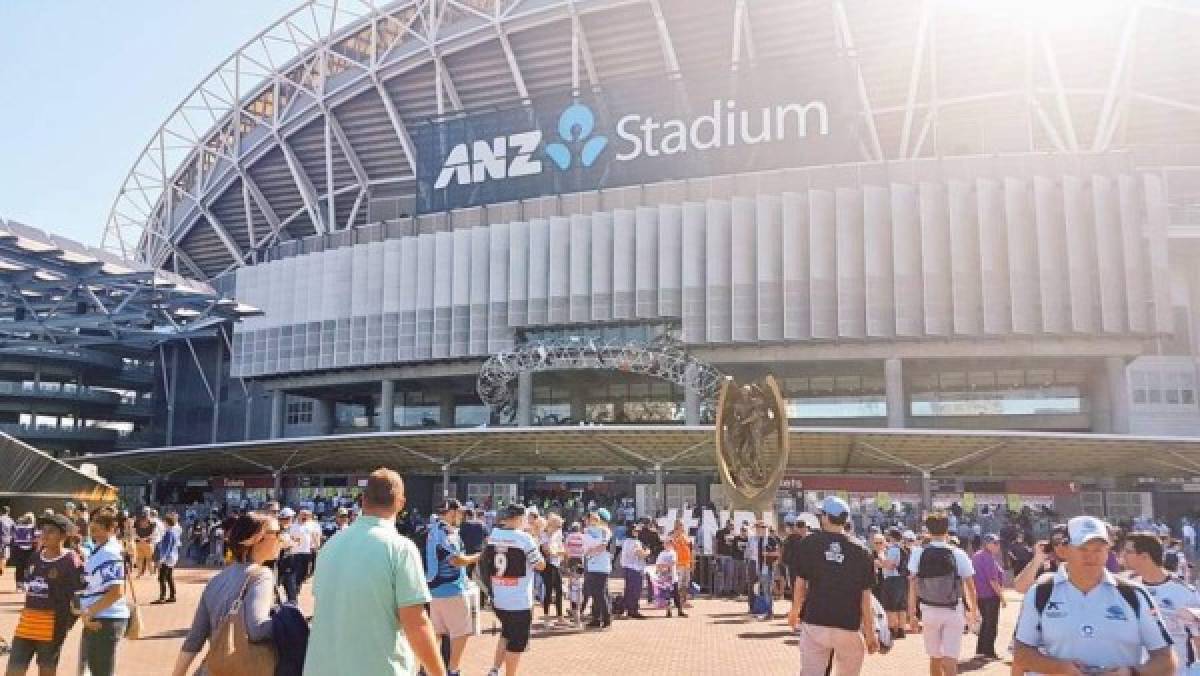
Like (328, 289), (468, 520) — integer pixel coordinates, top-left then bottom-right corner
(73, 0), (1200, 519)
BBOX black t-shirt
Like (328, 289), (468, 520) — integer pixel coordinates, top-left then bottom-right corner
(782, 533), (806, 577)
(732, 535), (748, 561)
(794, 531), (875, 630)
(715, 527), (733, 557)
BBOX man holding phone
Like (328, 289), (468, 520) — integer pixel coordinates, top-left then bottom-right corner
(1014, 523), (1070, 594)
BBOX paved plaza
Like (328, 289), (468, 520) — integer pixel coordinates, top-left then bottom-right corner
(0, 566), (1024, 675)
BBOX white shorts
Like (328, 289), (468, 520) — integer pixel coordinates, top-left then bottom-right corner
(920, 603), (965, 659)
(430, 588), (481, 639)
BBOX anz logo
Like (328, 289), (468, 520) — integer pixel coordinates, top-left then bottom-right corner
(433, 104), (608, 189)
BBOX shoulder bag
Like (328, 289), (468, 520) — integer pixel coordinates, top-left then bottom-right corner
(205, 565), (278, 676)
(123, 573), (143, 639)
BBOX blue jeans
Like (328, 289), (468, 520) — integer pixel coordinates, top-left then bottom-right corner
(80, 617), (128, 676)
(716, 555), (734, 595)
(756, 566), (775, 617)
(622, 567), (643, 615)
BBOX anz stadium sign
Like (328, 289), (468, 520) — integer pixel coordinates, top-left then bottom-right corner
(414, 73), (850, 213)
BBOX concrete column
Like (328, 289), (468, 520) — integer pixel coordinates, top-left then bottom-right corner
(441, 464), (451, 501)
(885, 358), (906, 428)
(1088, 362), (1114, 433)
(569, 388), (586, 423)
(920, 470), (932, 515)
(211, 330), (224, 444)
(379, 380), (394, 432)
(315, 399), (335, 435)
(165, 345), (179, 445)
(654, 464), (665, 517)
(269, 390), (286, 439)
(684, 362), (701, 425)
(440, 392), (456, 429)
(273, 470), (284, 503)
(1106, 356), (1131, 434)
(516, 371), (533, 426)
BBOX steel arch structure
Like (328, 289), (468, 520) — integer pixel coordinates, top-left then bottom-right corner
(106, 0), (1200, 280)
(477, 336), (724, 421)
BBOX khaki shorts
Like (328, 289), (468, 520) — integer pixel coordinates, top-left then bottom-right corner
(429, 588), (481, 639)
(919, 603), (965, 659)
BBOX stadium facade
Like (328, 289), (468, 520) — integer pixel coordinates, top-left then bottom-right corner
(89, 0), (1200, 518)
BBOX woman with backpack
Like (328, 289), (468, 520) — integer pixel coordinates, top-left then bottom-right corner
(171, 512), (283, 676)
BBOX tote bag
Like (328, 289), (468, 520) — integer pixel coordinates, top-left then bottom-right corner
(205, 566), (278, 676)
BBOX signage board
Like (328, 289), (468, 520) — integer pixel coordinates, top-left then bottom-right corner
(413, 70), (852, 213)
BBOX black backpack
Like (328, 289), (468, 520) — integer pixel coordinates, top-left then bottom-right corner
(915, 546), (960, 608)
(1031, 574), (1145, 628)
(1164, 550), (1181, 573)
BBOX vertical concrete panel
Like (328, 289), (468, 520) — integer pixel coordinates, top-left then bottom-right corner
(507, 222), (529, 327)
(304, 253), (323, 370)
(569, 214), (592, 323)
(548, 217), (570, 324)
(1004, 177), (1040, 334)
(591, 212), (613, 321)
(782, 192), (811, 340)
(1118, 175), (1148, 332)
(919, 182), (952, 336)
(351, 245), (370, 365)
(399, 236), (419, 361)
(657, 205), (683, 317)
(366, 241), (386, 364)
(487, 223), (510, 353)
(977, 178), (1012, 335)
(1091, 175), (1127, 333)
(292, 256), (310, 371)
(706, 199), (733, 343)
(415, 233), (436, 359)
(318, 250), (337, 368)
(809, 189), (837, 339)
(891, 183), (923, 337)
(635, 207), (659, 319)
(333, 248), (354, 367)
(681, 202), (706, 343)
(450, 229), (472, 357)
(947, 180), (982, 336)
(731, 197), (757, 342)
(469, 226), (490, 355)
(1063, 176), (1099, 333)
(864, 185), (895, 338)
(756, 194), (783, 341)
(1143, 173), (1174, 334)
(381, 239), (402, 363)
(612, 209), (636, 320)
(263, 258), (279, 374)
(836, 187), (866, 339)
(281, 257), (298, 371)
(526, 219), (549, 325)
(1033, 176), (1070, 334)
(433, 231), (454, 358)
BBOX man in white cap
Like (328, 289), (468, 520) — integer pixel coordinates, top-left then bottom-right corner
(787, 496), (879, 676)
(1013, 515), (1177, 676)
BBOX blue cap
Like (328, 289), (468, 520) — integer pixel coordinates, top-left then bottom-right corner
(819, 495), (850, 518)
(594, 508), (611, 522)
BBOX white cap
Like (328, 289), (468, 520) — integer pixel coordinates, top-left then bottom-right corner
(279, 507), (296, 518)
(1067, 515), (1111, 547)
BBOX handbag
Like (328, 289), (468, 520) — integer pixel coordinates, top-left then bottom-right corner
(205, 565), (278, 676)
(123, 574), (143, 640)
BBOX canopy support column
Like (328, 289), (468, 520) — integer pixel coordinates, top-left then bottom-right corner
(270, 390), (285, 439)
(516, 371), (533, 426)
(380, 380), (394, 432)
(654, 464), (665, 517)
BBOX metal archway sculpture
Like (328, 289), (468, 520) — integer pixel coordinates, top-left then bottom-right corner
(477, 335), (723, 422)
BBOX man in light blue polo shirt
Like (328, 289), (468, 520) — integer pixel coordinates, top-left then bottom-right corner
(582, 508), (613, 629)
(1013, 515), (1177, 676)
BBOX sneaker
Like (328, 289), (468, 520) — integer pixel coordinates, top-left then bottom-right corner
(666, 609), (673, 618)
(678, 611), (688, 618)
(585, 621), (603, 629)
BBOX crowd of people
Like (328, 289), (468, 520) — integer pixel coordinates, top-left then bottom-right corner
(3, 483), (1200, 675)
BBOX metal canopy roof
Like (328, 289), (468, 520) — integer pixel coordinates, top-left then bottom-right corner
(70, 426), (1200, 481)
(1, 431), (118, 503)
(0, 217), (260, 350)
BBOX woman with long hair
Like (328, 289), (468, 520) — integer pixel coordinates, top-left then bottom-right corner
(539, 513), (566, 626)
(171, 511), (281, 676)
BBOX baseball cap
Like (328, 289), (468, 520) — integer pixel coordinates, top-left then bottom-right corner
(501, 503), (526, 521)
(335, 507), (349, 517)
(1067, 516), (1111, 547)
(902, 530), (917, 541)
(594, 508), (611, 522)
(39, 514), (73, 534)
(983, 533), (1000, 544)
(818, 495), (850, 518)
(279, 507), (296, 518)
(437, 499), (463, 514)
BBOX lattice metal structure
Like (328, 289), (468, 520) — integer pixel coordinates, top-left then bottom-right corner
(103, 0), (1200, 281)
(477, 335), (723, 421)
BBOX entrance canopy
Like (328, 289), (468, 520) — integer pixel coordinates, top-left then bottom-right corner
(1, 432), (117, 503)
(70, 426), (1200, 482)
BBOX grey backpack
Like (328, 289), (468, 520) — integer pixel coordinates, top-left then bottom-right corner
(915, 546), (961, 608)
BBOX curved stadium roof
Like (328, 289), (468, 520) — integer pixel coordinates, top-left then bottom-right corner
(105, 0), (1200, 281)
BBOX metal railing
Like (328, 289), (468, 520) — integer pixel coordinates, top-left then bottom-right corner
(0, 381), (122, 405)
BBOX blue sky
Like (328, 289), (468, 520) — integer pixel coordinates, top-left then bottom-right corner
(0, 0), (299, 246)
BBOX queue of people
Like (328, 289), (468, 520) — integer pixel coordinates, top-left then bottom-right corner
(6, 483), (1200, 676)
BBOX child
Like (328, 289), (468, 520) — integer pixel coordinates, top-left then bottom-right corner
(654, 540), (687, 618)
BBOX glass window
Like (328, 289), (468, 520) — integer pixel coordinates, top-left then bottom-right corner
(286, 400), (314, 425)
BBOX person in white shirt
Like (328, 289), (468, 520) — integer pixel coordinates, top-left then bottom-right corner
(907, 512), (978, 676)
(654, 539), (687, 618)
(1124, 531), (1200, 676)
(1184, 520), (1197, 555)
(618, 523), (649, 619)
(287, 508), (321, 598)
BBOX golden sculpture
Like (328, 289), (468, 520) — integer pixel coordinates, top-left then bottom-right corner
(714, 374), (790, 513)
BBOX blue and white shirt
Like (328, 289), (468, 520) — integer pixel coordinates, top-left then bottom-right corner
(485, 527), (543, 611)
(583, 526), (612, 574)
(425, 520), (470, 599)
(81, 537), (130, 620)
